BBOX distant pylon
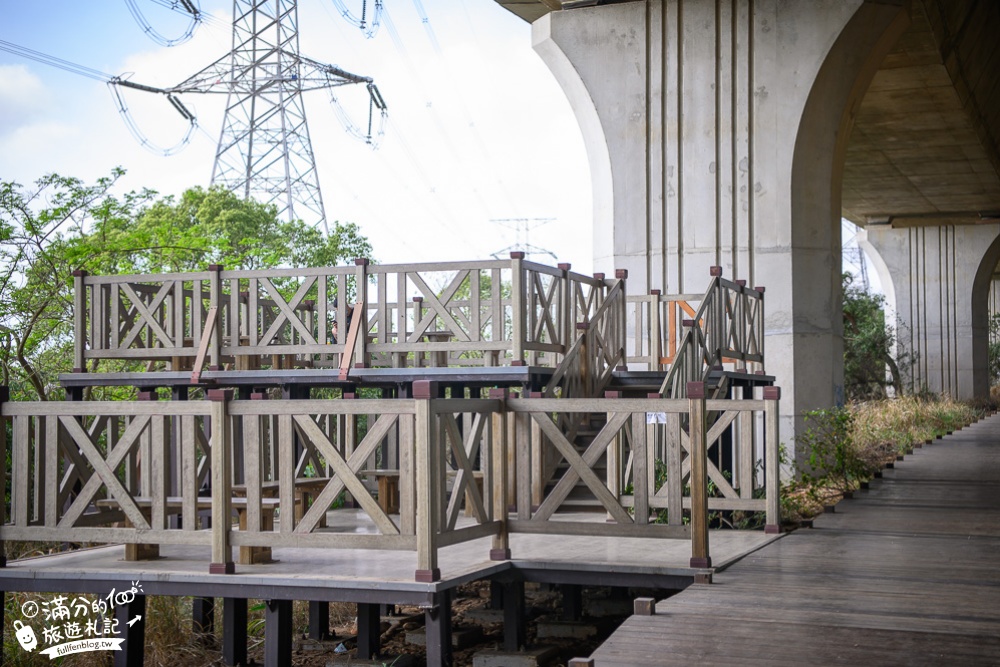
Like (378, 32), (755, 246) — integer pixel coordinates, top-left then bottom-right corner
(167, 0), (385, 232)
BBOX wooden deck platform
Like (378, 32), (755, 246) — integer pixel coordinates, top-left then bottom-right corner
(589, 415), (1000, 666)
(0, 513), (776, 604)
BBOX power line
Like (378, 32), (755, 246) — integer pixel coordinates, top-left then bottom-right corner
(0, 39), (113, 82)
(124, 0), (202, 47)
(329, 0), (383, 38)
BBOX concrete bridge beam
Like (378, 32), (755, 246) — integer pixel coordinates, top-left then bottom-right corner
(533, 0), (909, 459)
(859, 223), (1000, 399)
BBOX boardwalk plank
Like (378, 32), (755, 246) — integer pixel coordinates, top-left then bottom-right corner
(591, 416), (1000, 666)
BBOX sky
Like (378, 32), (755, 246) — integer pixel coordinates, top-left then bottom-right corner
(0, 0), (594, 271)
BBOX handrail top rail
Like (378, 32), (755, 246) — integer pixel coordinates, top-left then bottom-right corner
(626, 292), (705, 303)
(1, 401), (212, 417)
(83, 271), (214, 284)
(78, 258), (612, 286)
(508, 396), (767, 412)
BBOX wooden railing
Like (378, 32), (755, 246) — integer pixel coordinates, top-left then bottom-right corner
(73, 257), (618, 373)
(626, 290), (703, 371)
(656, 269), (765, 398)
(503, 383), (781, 567)
(628, 269), (764, 382)
(0, 384), (779, 576)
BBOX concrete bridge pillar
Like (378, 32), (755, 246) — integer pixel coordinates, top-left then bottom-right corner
(533, 0), (909, 457)
(859, 223), (1000, 400)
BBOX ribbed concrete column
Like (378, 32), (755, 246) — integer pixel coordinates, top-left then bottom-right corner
(859, 223), (1000, 399)
(534, 0), (909, 459)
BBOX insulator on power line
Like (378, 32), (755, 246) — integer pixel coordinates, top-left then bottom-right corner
(368, 83), (386, 110)
(179, 0), (199, 16)
(167, 94), (195, 120)
(111, 76), (165, 94)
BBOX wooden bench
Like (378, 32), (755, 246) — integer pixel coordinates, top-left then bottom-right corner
(96, 496), (292, 564)
(360, 470), (400, 515)
(233, 478), (332, 527)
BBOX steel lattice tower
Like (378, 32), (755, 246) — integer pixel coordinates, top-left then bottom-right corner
(167, 0), (382, 231)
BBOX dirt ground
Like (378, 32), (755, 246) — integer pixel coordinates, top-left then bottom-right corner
(240, 581), (631, 667)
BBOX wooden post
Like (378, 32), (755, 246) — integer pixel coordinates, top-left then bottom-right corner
(764, 386), (782, 533)
(755, 286), (766, 373)
(606, 392), (623, 518)
(73, 270), (87, 372)
(208, 265), (223, 370)
(490, 388), (510, 560)
(558, 263), (572, 362)
(650, 290), (662, 371)
(510, 252), (526, 366)
(615, 269), (628, 366)
(515, 411), (531, 519)
(530, 394), (544, 507)
(209, 389), (234, 574)
(632, 411), (649, 525)
(738, 386), (755, 500)
(414, 381), (440, 582)
(688, 381), (710, 568)
(354, 258), (369, 368)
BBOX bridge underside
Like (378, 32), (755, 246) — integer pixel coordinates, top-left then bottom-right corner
(498, 0), (1000, 433)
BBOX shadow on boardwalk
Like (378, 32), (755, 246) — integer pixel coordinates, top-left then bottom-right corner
(591, 416), (1000, 666)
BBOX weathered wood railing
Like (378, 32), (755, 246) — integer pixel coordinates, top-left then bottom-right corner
(73, 257), (619, 373)
(505, 383), (781, 567)
(0, 384), (780, 576)
(626, 290), (703, 371)
(628, 268), (764, 382)
(656, 269), (765, 397)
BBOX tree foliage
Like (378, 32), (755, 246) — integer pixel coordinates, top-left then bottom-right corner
(0, 169), (374, 400)
(842, 272), (910, 400)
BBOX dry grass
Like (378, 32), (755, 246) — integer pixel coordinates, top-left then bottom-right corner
(781, 394), (990, 526)
(852, 395), (979, 453)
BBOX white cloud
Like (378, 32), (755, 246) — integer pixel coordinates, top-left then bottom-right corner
(0, 64), (53, 129)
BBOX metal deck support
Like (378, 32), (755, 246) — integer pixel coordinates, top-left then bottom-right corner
(489, 580), (504, 609)
(503, 580), (526, 651)
(114, 594), (146, 667)
(425, 590), (453, 667)
(561, 584), (583, 621)
(357, 602), (381, 660)
(192, 596), (215, 637)
(223, 598), (247, 666)
(308, 601), (331, 640)
(264, 599), (293, 667)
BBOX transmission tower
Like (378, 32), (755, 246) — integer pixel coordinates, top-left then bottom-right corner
(116, 0), (386, 232)
(843, 243), (870, 291)
(490, 217), (558, 262)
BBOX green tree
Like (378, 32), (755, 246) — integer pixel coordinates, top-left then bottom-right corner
(0, 170), (374, 400)
(842, 272), (910, 400)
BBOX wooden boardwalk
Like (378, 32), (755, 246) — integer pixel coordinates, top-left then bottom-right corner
(591, 415), (1000, 666)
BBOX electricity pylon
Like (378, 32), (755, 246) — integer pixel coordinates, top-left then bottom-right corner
(119, 0), (385, 232)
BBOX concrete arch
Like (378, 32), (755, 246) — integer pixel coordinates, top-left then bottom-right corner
(787, 2), (910, 409)
(533, 12), (615, 270)
(971, 232), (1000, 397)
